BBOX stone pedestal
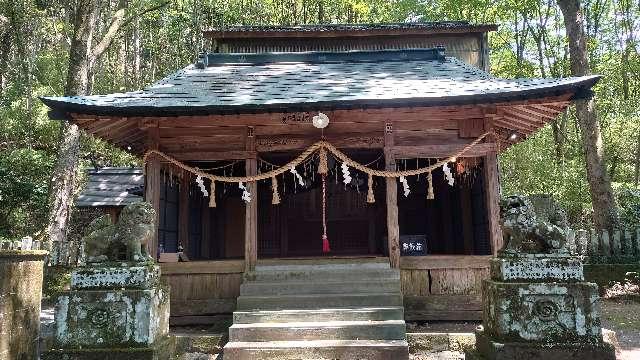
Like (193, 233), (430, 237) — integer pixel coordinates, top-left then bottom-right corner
(476, 254), (615, 360)
(43, 263), (171, 360)
(0, 250), (48, 360)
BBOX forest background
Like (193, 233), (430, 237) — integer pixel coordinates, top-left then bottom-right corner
(1, 0), (640, 241)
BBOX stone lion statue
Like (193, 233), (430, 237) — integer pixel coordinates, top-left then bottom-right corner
(83, 202), (156, 263)
(499, 194), (569, 255)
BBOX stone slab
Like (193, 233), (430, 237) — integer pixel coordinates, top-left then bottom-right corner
(54, 285), (169, 348)
(482, 280), (602, 343)
(71, 264), (160, 290)
(474, 329), (615, 360)
(490, 257), (583, 282)
(0, 250), (47, 360)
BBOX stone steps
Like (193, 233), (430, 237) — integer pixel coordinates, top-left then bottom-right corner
(236, 293), (404, 310)
(233, 306), (404, 323)
(229, 320), (407, 341)
(224, 260), (408, 359)
(246, 268), (400, 282)
(223, 339), (409, 360)
(240, 279), (401, 295)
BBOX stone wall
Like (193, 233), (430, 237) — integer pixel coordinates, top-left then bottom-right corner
(0, 250), (48, 360)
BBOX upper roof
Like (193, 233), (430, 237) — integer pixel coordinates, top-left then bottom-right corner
(76, 167), (143, 207)
(41, 48), (599, 118)
(203, 21), (498, 39)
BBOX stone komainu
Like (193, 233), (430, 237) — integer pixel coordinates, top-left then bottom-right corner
(499, 194), (569, 255)
(83, 202), (156, 263)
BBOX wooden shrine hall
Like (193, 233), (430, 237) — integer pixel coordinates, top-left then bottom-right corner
(42, 22), (599, 324)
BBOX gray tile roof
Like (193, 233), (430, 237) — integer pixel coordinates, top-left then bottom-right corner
(76, 167), (143, 207)
(41, 48), (599, 117)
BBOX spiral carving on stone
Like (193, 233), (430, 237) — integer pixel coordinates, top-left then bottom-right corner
(532, 299), (559, 321)
(89, 308), (110, 327)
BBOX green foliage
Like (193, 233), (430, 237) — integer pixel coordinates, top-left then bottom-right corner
(42, 266), (71, 302)
(1, 0), (640, 238)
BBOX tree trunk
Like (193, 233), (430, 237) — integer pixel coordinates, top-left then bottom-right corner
(45, 0), (97, 255)
(634, 130), (640, 187)
(0, 15), (11, 92)
(46, 0), (168, 256)
(557, 0), (619, 231)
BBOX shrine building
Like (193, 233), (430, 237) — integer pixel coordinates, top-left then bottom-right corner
(41, 22), (599, 356)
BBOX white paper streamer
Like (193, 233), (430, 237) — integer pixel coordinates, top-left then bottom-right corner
(290, 166), (305, 186)
(399, 176), (410, 197)
(238, 182), (252, 203)
(341, 162), (352, 184)
(443, 163), (455, 186)
(196, 175), (209, 197)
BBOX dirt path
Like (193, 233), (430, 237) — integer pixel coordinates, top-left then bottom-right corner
(601, 298), (640, 360)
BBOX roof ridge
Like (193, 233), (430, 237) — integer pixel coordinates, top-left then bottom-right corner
(199, 47), (447, 67)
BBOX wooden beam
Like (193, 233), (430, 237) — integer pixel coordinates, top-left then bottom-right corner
(172, 150), (256, 161)
(392, 143), (497, 159)
(493, 118), (536, 134)
(483, 117), (502, 255)
(160, 259), (245, 275)
(516, 105), (558, 120)
(384, 122), (400, 269)
(256, 133), (383, 152)
(144, 120), (161, 260)
(400, 255), (491, 270)
(244, 126), (258, 273)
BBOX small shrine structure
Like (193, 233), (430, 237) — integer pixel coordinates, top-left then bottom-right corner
(41, 22), (600, 323)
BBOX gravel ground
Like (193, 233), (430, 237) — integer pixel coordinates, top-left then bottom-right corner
(601, 298), (640, 360)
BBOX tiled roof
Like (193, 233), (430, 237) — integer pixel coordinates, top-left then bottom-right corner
(76, 167), (143, 207)
(41, 48), (599, 117)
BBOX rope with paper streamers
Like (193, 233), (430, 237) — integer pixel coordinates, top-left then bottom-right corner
(143, 132), (490, 206)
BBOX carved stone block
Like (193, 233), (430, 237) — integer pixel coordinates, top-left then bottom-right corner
(71, 264), (161, 290)
(48, 264), (170, 359)
(482, 281), (601, 343)
(490, 256), (584, 282)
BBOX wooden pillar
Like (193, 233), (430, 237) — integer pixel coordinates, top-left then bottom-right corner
(178, 170), (190, 255)
(142, 119), (161, 260)
(384, 122), (400, 268)
(244, 126), (258, 272)
(483, 115), (503, 255)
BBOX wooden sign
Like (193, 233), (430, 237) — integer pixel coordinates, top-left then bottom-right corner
(400, 235), (427, 256)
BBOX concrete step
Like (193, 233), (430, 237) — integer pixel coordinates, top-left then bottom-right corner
(247, 268), (400, 282)
(254, 261), (390, 272)
(233, 306), (404, 324)
(229, 320), (406, 342)
(236, 293), (404, 310)
(240, 279), (401, 296)
(223, 339), (409, 360)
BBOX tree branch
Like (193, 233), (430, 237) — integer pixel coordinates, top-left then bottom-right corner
(90, 1), (169, 62)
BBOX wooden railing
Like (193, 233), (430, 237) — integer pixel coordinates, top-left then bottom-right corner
(566, 228), (640, 263)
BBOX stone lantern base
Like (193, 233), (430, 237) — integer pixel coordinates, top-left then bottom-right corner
(474, 255), (616, 360)
(42, 263), (171, 360)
